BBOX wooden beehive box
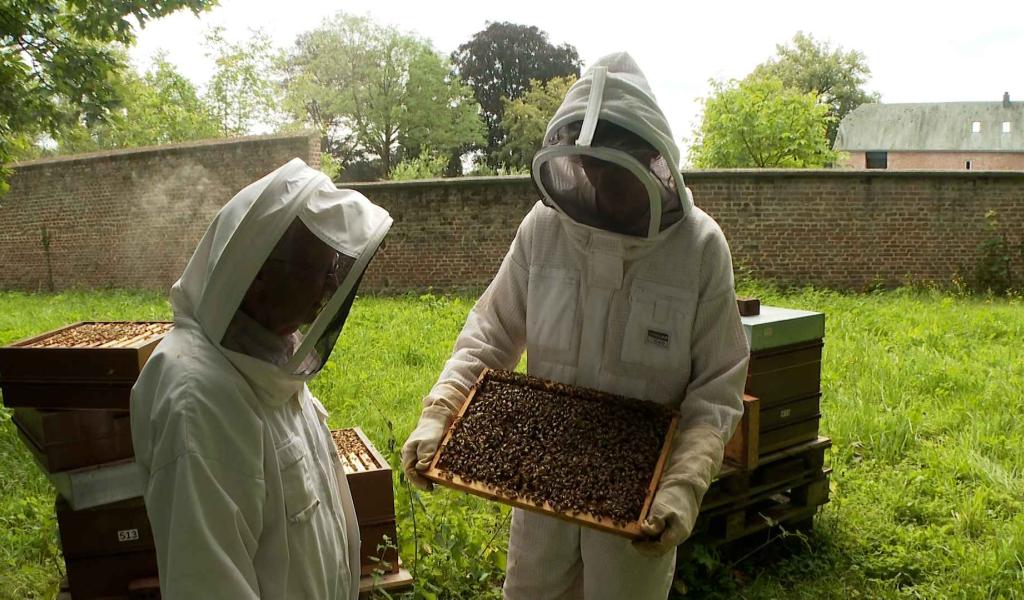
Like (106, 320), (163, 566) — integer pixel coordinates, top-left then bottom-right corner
(332, 427), (395, 522)
(0, 321), (171, 410)
(331, 427), (399, 576)
(13, 408), (133, 473)
(425, 369), (678, 540)
(56, 495), (158, 600)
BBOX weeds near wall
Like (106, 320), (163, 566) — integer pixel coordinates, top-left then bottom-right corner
(973, 210), (1023, 295)
(40, 225), (54, 293)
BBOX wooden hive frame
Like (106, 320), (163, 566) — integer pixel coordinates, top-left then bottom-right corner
(424, 369), (678, 540)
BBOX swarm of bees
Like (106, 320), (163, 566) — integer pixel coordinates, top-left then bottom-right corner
(436, 370), (675, 525)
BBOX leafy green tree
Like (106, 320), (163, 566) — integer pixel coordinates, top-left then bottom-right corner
(281, 13), (484, 178)
(204, 26), (280, 136)
(451, 22), (580, 165)
(499, 75), (576, 171)
(49, 53), (221, 154)
(689, 76), (838, 168)
(390, 150), (448, 181)
(0, 0), (216, 193)
(399, 48), (485, 166)
(751, 32), (879, 145)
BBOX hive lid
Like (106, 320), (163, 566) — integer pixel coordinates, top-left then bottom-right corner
(742, 306), (825, 352)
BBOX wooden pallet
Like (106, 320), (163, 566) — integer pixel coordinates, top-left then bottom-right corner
(424, 369), (678, 540)
(692, 468), (831, 547)
(706, 436), (830, 512)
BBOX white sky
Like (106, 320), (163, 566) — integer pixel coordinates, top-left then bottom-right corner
(131, 0), (1024, 156)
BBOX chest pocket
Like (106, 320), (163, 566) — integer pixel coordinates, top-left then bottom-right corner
(526, 265), (580, 364)
(276, 436), (321, 524)
(620, 280), (696, 373)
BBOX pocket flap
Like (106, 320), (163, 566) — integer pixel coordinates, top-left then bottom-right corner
(275, 437), (305, 469)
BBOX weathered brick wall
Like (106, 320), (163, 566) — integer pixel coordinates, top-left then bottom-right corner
(350, 170), (1024, 292)
(2, 150), (1021, 293)
(684, 170), (1023, 289)
(0, 133), (319, 291)
(348, 178), (537, 292)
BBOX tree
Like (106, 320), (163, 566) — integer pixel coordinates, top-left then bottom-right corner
(499, 75), (577, 171)
(48, 53), (221, 154)
(689, 77), (838, 168)
(751, 32), (879, 146)
(204, 27), (280, 136)
(399, 48), (485, 167)
(451, 22), (581, 165)
(0, 0), (216, 193)
(281, 13), (484, 178)
(390, 150), (448, 181)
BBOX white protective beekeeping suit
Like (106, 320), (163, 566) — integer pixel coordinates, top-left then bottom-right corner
(403, 52), (749, 599)
(131, 158), (392, 599)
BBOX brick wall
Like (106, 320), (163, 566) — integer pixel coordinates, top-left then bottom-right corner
(842, 150), (1024, 170)
(0, 133), (319, 291)
(349, 170), (1024, 292)
(2, 147), (1022, 293)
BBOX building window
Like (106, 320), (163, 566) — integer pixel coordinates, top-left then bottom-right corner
(972, 121), (982, 133)
(1003, 121), (1012, 133)
(966, 160), (973, 170)
(866, 151), (888, 169)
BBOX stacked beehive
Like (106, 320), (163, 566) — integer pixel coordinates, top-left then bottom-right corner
(0, 322), (170, 600)
(687, 301), (831, 549)
(1, 323), (411, 599)
(331, 428), (413, 595)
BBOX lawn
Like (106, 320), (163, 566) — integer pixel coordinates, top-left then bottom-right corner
(0, 286), (1021, 599)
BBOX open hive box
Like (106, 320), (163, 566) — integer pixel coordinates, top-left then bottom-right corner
(425, 369), (679, 539)
(0, 321), (172, 410)
(330, 427), (408, 584)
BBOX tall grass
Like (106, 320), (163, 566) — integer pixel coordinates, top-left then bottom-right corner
(0, 287), (1021, 599)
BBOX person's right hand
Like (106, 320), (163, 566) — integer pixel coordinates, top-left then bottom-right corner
(401, 404), (452, 491)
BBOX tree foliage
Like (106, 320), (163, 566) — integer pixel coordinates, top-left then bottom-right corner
(451, 22), (580, 165)
(203, 26), (280, 136)
(45, 52), (221, 154)
(498, 75), (576, 171)
(689, 76), (838, 168)
(390, 150), (448, 181)
(751, 32), (878, 145)
(282, 13), (484, 179)
(0, 0), (217, 192)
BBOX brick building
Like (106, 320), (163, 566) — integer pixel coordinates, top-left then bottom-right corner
(834, 93), (1024, 170)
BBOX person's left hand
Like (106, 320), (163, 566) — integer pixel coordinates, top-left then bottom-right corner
(632, 483), (699, 557)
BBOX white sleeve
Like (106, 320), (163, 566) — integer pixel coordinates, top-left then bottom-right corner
(145, 452), (265, 599)
(426, 210), (533, 413)
(679, 228), (749, 440)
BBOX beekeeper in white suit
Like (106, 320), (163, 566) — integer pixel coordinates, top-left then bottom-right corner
(131, 158), (392, 599)
(402, 52), (748, 598)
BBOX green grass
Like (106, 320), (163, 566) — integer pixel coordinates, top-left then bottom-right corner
(0, 287), (1021, 599)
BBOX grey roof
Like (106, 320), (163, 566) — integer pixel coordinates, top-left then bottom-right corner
(834, 101), (1024, 151)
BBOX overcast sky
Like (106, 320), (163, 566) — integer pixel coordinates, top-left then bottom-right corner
(131, 0), (1024, 157)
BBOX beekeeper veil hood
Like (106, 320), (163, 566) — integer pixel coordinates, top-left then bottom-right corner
(169, 158), (392, 387)
(532, 52), (693, 239)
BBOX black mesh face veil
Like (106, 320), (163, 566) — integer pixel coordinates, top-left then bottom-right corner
(533, 120), (683, 238)
(221, 218), (361, 376)
(300, 270), (363, 375)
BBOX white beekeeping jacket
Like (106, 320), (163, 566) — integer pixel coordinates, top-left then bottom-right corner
(131, 158), (391, 599)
